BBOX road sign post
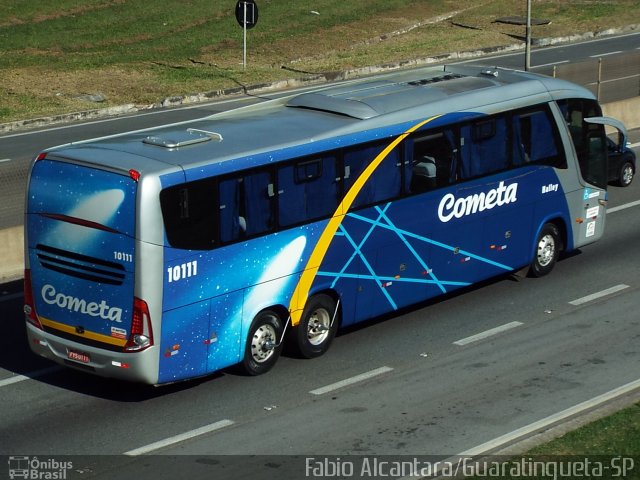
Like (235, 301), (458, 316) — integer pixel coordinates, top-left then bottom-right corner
(235, 0), (258, 70)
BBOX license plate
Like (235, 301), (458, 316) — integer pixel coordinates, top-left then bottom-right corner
(67, 349), (90, 364)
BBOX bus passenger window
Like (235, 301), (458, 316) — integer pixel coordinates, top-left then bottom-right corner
(344, 142), (401, 208)
(219, 171), (274, 243)
(160, 179), (217, 250)
(511, 108), (565, 168)
(460, 116), (508, 179)
(406, 131), (456, 194)
(278, 156), (338, 226)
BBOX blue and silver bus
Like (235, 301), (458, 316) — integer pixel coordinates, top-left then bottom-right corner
(24, 65), (624, 384)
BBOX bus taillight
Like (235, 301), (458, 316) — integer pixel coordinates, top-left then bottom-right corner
(23, 269), (43, 329)
(129, 169), (141, 182)
(125, 297), (154, 352)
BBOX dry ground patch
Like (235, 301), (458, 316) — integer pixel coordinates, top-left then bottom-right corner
(1, 0), (639, 123)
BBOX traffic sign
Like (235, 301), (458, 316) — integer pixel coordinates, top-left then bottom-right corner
(235, 0), (258, 30)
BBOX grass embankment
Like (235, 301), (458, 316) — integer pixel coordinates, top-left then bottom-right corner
(1, 0), (640, 123)
(528, 402), (640, 456)
(468, 402), (640, 479)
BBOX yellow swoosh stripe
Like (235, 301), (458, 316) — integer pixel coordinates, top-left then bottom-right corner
(288, 115), (441, 324)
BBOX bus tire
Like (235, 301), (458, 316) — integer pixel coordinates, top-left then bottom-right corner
(617, 159), (634, 187)
(295, 294), (339, 359)
(241, 310), (284, 376)
(529, 223), (560, 278)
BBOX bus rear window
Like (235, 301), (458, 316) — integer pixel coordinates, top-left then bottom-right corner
(28, 159), (137, 237)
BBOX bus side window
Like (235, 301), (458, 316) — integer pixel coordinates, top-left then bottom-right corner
(406, 130), (456, 194)
(219, 177), (242, 243)
(511, 108), (565, 168)
(460, 116), (508, 179)
(160, 179), (217, 250)
(343, 141), (401, 209)
(219, 170), (274, 242)
(278, 156), (338, 226)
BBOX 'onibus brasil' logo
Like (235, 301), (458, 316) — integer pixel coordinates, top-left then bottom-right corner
(438, 181), (518, 223)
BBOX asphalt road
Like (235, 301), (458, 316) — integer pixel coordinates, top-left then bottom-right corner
(0, 165), (638, 478)
(0, 34), (639, 480)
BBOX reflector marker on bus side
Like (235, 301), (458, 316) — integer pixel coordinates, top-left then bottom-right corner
(288, 116), (442, 325)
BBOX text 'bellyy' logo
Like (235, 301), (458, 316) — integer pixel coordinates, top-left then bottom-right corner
(438, 181), (518, 223)
(41, 284), (123, 323)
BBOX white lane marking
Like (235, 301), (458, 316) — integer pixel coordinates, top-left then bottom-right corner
(0, 366), (62, 388)
(453, 321), (523, 346)
(0, 158), (11, 163)
(309, 366), (394, 395)
(456, 31), (640, 65)
(608, 199), (640, 214)
(458, 377), (640, 457)
(123, 419), (235, 456)
(0, 82), (333, 140)
(0, 97), (257, 140)
(627, 141), (640, 149)
(590, 50), (623, 58)
(569, 284), (630, 306)
(533, 60), (569, 69)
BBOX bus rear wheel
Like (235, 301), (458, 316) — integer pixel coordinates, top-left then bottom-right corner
(529, 223), (561, 277)
(241, 310), (284, 376)
(294, 294), (339, 359)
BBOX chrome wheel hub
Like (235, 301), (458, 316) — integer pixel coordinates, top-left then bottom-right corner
(251, 323), (276, 363)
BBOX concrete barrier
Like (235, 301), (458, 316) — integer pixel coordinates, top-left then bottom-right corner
(602, 97), (640, 131)
(0, 226), (24, 284)
(1, 97), (638, 284)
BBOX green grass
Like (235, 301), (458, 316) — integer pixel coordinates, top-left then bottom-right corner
(0, 0), (639, 122)
(468, 403), (640, 479)
(529, 402), (640, 456)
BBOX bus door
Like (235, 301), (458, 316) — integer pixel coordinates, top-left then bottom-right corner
(560, 100), (610, 246)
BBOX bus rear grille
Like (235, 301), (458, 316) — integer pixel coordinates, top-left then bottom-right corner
(36, 244), (126, 285)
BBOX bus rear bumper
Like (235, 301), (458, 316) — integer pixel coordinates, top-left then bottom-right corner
(26, 322), (159, 384)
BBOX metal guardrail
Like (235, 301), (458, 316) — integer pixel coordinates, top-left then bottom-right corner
(533, 51), (640, 103)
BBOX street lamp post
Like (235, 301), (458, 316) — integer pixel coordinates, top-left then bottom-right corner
(525, 0), (532, 70)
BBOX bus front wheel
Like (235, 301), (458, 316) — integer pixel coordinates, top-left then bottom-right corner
(241, 310), (284, 376)
(294, 294), (339, 359)
(529, 223), (561, 278)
